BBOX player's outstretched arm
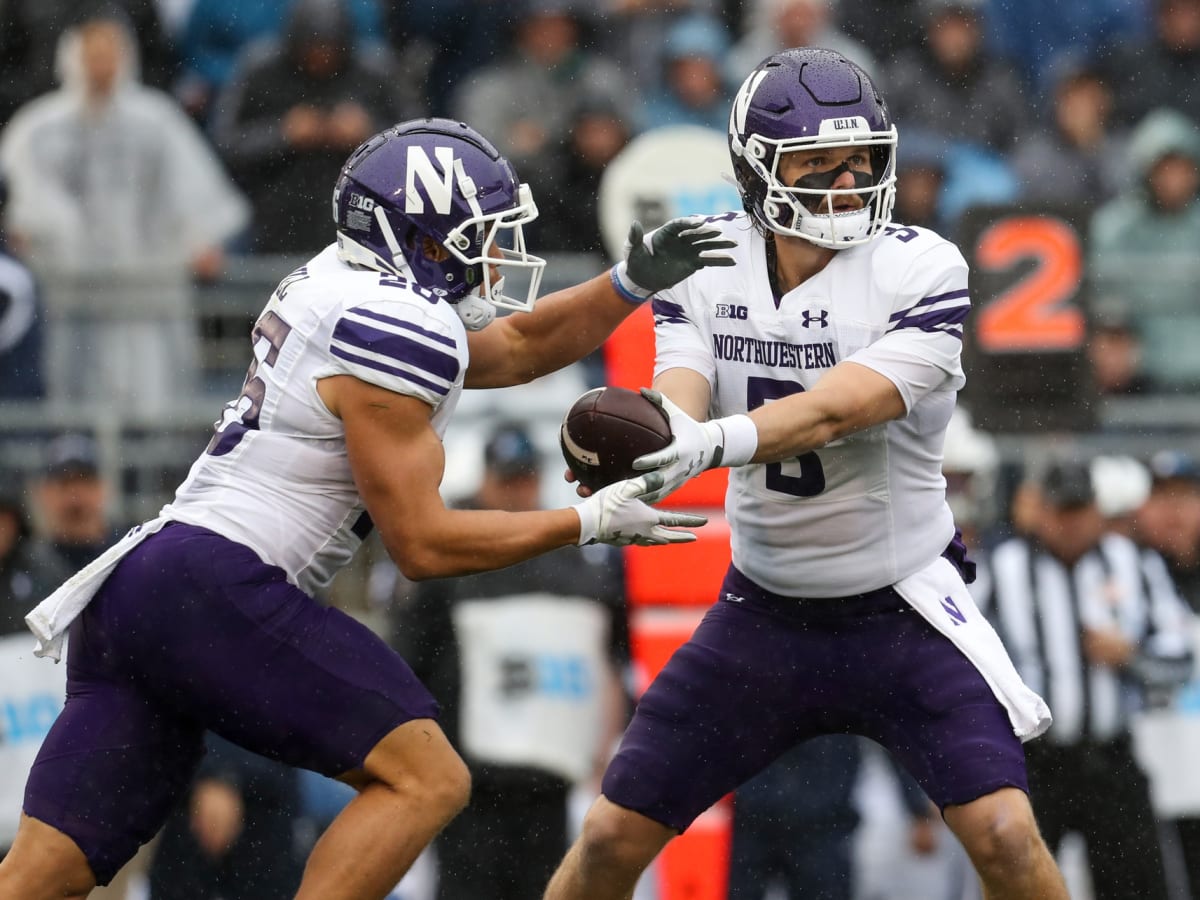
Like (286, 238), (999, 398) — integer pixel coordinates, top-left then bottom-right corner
(465, 217), (735, 389)
(322, 375), (706, 579)
(744, 361), (907, 459)
(634, 362), (907, 503)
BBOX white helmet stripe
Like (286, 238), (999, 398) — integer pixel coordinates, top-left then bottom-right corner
(454, 158), (484, 221)
(373, 204), (404, 258)
(731, 69), (769, 143)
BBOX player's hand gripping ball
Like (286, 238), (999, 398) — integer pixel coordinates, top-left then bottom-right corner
(560, 387), (672, 492)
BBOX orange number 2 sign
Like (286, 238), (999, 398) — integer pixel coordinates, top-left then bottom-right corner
(974, 216), (1086, 353)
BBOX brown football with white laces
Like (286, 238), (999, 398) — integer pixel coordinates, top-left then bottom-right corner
(559, 387), (672, 491)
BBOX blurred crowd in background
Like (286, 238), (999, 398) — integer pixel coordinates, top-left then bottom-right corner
(0, 0), (1199, 404)
(3, 0), (1200, 898)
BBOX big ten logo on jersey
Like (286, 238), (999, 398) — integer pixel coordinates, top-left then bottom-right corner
(599, 125), (740, 262)
(715, 303), (748, 320)
(499, 653), (594, 701)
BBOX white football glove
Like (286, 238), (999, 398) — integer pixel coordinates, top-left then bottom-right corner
(633, 389), (758, 503)
(574, 471), (708, 546)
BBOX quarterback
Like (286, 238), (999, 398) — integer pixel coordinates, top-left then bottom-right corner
(0, 118), (733, 900)
(545, 50), (1069, 900)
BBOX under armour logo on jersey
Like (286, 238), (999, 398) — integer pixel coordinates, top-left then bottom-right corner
(404, 145), (456, 215)
(941, 595), (967, 626)
(801, 309), (829, 329)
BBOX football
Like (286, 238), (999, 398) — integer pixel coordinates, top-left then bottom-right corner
(560, 386), (673, 491)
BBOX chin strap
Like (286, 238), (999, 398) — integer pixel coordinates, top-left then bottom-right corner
(454, 273), (515, 330)
(454, 292), (495, 331)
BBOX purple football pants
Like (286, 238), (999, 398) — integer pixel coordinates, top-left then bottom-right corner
(603, 565), (1028, 831)
(22, 522), (438, 884)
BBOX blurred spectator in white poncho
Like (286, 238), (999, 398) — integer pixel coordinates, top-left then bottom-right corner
(0, 3), (249, 414)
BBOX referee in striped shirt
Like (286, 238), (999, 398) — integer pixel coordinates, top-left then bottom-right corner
(980, 460), (1194, 900)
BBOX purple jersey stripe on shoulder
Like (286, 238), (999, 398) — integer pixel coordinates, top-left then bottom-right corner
(888, 289), (970, 322)
(887, 305), (969, 337)
(652, 297), (689, 325)
(330, 345), (450, 396)
(919, 288), (971, 307)
(347, 306), (458, 348)
(333, 318), (460, 382)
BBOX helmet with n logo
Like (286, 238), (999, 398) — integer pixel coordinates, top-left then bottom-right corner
(332, 118), (545, 329)
(728, 48), (897, 248)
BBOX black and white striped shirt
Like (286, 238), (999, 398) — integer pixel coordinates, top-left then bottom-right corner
(980, 533), (1194, 746)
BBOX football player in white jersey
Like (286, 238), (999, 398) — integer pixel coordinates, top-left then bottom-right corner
(0, 119), (736, 900)
(544, 50), (1069, 900)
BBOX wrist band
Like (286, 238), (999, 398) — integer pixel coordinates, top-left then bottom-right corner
(610, 262), (653, 305)
(574, 501), (598, 546)
(713, 414), (758, 468)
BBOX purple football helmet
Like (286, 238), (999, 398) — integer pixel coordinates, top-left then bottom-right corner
(728, 48), (898, 248)
(333, 118), (545, 330)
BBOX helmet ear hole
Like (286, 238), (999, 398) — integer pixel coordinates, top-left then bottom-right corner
(420, 235), (451, 263)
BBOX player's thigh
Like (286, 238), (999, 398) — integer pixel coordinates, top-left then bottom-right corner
(864, 608), (1028, 810)
(20, 669), (204, 888)
(101, 524), (441, 779)
(191, 597), (441, 779)
(601, 599), (812, 832)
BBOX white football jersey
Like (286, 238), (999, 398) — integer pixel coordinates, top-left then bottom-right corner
(654, 213), (969, 598)
(164, 244), (467, 594)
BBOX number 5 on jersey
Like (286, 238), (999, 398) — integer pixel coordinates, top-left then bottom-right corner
(747, 376), (826, 498)
(207, 310), (294, 456)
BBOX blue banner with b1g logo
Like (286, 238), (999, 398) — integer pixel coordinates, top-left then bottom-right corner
(0, 633), (67, 846)
(453, 594), (611, 783)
